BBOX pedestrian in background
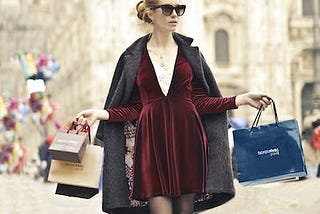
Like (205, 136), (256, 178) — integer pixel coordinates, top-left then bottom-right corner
(75, 0), (271, 213)
(311, 119), (320, 177)
(38, 135), (53, 182)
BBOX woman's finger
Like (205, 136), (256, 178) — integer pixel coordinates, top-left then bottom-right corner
(258, 100), (265, 110)
(262, 97), (271, 105)
(76, 111), (85, 119)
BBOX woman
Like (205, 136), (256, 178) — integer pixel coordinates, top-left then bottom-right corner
(75, 0), (271, 213)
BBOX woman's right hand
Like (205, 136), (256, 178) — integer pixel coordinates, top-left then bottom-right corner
(235, 93), (271, 110)
(75, 109), (109, 127)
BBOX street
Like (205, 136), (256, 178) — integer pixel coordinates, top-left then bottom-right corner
(1, 174), (319, 214)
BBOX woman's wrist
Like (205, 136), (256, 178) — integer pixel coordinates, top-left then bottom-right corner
(98, 109), (110, 120)
(235, 94), (247, 107)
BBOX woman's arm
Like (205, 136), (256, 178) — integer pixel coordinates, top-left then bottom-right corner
(75, 84), (142, 126)
(192, 77), (271, 115)
(192, 78), (237, 114)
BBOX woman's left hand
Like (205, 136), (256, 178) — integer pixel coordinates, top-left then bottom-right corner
(235, 93), (272, 110)
(74, 109), (109, 127)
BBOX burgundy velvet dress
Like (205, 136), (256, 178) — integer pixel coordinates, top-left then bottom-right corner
(107, 47), (237, 200)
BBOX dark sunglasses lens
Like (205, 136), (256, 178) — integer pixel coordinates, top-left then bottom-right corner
(175, 5), (186, 16)
(161, 5), (174, 16)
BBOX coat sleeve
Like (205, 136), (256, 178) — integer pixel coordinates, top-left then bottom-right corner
(191, 76), (238, 115)
(96, 52), (128, 141)
(200, 52), (223, 97)
(106, 83), (142, 122)
(104, 53), (127, 108)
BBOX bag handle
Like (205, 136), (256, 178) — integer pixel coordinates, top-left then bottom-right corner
(249, 99), (279, 132)
(67, 121), (91, 142)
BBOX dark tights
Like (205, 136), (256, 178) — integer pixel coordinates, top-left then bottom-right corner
(148, 194), (196, 214)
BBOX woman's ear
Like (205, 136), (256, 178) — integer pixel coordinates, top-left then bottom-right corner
(147, 10), (154, 23)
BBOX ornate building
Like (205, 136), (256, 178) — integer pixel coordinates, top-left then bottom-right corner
(199, 0), (318, 126)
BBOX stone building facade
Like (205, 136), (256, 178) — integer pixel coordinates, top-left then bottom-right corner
(0, 0), (318, 153)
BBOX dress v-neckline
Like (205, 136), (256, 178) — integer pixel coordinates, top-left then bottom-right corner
(146, 47), (179, 97)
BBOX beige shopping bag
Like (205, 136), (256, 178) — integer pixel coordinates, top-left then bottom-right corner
(48, 144), (103, 188)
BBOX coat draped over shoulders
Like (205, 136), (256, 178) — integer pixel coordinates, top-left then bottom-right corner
(96, 32), (235, 214)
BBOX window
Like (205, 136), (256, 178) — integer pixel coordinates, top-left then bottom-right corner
(215, 29), (230, 64)
(302, 0), (320, 16)
(302, 83), (313, 120)
(303, 0), (313, 16)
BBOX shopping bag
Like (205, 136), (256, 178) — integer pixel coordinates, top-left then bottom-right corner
(233, 100), (307, 185)
(48, 143), (104, 189)
(55, 184), (99, 199)
(49, 122), (90, 163)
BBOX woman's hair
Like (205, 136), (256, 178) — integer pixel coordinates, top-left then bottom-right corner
(136, 0), (159, 23)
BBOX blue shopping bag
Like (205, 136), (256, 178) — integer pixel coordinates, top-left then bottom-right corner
(233, 100), (307, 185)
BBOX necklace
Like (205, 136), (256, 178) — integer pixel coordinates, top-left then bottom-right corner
(153, 46), (167, 68)
(148, 38), (177, 70)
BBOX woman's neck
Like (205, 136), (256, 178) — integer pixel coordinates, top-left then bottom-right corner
(149, 30), (176, 48)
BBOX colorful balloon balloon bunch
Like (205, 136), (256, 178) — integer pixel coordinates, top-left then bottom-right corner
(0, 138), (27, 174)
(17, 50), (60, 82)
(0, 95), (30, 132)
(28, 92), (60, 127)
(0, 92), (61, 174)
(0, 92), (61, 133)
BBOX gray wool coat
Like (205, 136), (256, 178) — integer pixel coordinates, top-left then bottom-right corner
(96, 32), (235, 214)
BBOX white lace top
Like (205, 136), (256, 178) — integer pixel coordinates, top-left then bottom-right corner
(152, 62), (174, 96)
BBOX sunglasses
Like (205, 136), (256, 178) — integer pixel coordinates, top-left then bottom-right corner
(152, 4), (186, 16)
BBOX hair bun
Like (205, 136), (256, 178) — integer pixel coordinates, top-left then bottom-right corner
(136, 1), (145, 21)
(136, 0), (152, 23)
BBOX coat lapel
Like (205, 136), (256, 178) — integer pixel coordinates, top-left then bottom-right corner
(107, 34), (150, 107)
(173, 33), (210, 94)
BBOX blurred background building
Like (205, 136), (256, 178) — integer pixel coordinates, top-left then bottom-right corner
(0, 0), (319, 158)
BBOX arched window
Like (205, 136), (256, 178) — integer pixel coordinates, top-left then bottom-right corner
(215, 29), (230, 64)
(302, 0), (320, 16)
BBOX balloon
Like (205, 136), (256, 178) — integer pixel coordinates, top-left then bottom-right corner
(0, 96), (8, 119)
(3, 115), (16, 130)
(12, 147), (19, 156)
(8, 156), (13, 165)
(17, 51), (34, 79)
(29, 92), (46, 112)
(37, 54), (48, 68)
(3, 155), (9, 162)
(25, 53), (38, 75)
(6, 146), (13, 153)
(14, 123), (20, 132)
(8, 98), (18, 112)
(19, 101), (30, 117)
(55, 120), (62, 129)
(48, 58), (60, 73)
(41, 105), (48, 113)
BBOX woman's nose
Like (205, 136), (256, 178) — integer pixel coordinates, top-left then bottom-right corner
(171, 9), (178, 17)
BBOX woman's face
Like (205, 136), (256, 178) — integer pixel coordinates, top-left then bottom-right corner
(148, 0), (185, 32)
